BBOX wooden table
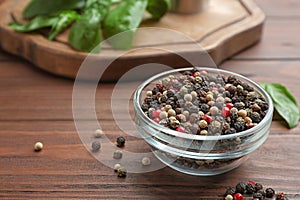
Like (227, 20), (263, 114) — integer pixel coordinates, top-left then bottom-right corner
(1, 0), (300, 199)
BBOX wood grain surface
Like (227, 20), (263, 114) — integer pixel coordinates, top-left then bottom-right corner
(1, 0), (300, 200)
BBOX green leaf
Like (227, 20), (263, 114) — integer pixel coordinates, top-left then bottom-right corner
(68, 9), (102, 53)
(147, 0), (171, 20)
(103, 0), (148, 50)
(9, 15), (58, 32)
(23, 0), (85, 19)
(48, 11), (80, 41)
(260, 82), (299, 128)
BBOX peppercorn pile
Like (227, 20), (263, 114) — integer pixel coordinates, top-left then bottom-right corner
(224, 180), (288, 200)
(141, 68), (269, 136)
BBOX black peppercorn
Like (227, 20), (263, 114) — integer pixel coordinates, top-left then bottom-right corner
(224, 128), (236, 135)
(255, 183), (263, 191)
(256, 189), (266, 197)
(200, 104), (210, 113)
(234, 102), (245, 110)
(166, 90), (175, 98)
(246, 183), (256, 194)
(253, 192), (264, 200)
(235, 182), (246, 194)
(250, 112), (261, 123)
(116, 136), (125, 147)
(224, 187), (235, 196)
(234, 121), (246, 132)
(141, 103), (149, 112)
(265, 188), (275, 198)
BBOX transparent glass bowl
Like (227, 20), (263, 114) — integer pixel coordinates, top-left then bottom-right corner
(133, 67), (273, 176)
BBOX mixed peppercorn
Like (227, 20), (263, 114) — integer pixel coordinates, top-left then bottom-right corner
(224, 180), (288, 200)
(141, 68), (269, 136)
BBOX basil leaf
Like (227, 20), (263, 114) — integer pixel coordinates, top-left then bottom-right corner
(260, 82), (299, 128)
(48, 11), (80, 41)
(23, 0), (85, 19)
(9, 15), (58, 32)
(104, 0), (148, 50)
(68, 0), (111, 53)
(147, 0), (171, 20)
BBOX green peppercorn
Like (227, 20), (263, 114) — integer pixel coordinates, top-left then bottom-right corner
(92, 141), (101, 152)
(117, 167), (127, 178)
(113, 150), (123, 159)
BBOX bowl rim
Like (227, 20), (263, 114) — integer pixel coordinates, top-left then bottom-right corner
(134, 67), (274, 141)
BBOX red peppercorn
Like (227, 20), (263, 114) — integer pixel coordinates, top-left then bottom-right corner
(203, 115), (212, 124)
(246, 122), (255, 129)
(176, 126), (186, 133)
(152, 109), (161, 118)
(226, 103), (234, 109)
(234, 193), (243, 200)
(153, 117), (160, 123)
(200, 70), (208, 75)
(248, 180), (256, 185)
(222, 107), (230, 118)
(156, 84), (163, 91)
(193, 71), (201, 77)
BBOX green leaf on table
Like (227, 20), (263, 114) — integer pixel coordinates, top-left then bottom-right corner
(260, 82), (299, 128)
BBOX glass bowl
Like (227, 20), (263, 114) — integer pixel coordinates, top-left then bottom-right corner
(133, 67), (273, 176)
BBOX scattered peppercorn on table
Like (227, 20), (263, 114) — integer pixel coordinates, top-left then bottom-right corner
(0, 0), (300, 199)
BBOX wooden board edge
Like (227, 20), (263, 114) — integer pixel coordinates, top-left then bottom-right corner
(0, 0), (266, 81)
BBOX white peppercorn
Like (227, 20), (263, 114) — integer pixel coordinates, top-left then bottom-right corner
(199, 120), (208, 129)
(209, 106), (219, 116)
(114, 163), (122, 172)
(142, 157), (151, 166)
(159, 111), (168, 119)
(238, 109), (247, 118)
(94, 129), (104, 138)
(190, 91), (198, 98)
(34, 142), (43, 151)
(168, 109), (176, 117)
(184, 93), (193, 102)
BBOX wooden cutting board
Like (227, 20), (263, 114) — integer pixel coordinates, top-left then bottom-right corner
(0, 0), (265, 81)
